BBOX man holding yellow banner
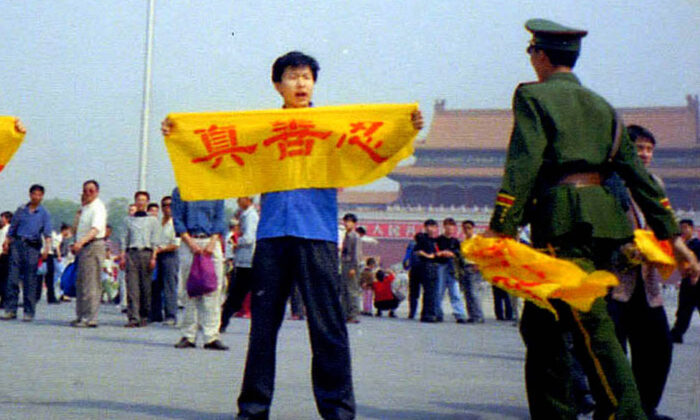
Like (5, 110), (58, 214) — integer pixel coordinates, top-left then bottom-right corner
(163, 51), (423, 420)
(483, 19), (700, 420)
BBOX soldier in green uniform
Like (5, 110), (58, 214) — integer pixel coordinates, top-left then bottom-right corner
(486, 19), (700, 420)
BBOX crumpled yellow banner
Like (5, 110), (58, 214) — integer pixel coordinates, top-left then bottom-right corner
(633, 229), (676, 280)
(0, 116), (25, 174)
(461, 237), (618, 316)
(164, 104), (419, 200)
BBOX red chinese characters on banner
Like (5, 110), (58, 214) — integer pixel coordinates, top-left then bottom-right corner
(263, 119), (333, 160)
(336, 121), (388, 163)
(191, 124), (257, 168)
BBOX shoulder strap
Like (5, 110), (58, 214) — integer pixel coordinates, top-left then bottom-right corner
(608, 112), (624, 163)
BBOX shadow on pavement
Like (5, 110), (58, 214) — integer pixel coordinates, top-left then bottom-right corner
(6, 399), (232, 420)
(85, 336), (175, 349)
(435, 402), (530, 419)
(434, 350), (524, 362)
(357, 404), (480, 420)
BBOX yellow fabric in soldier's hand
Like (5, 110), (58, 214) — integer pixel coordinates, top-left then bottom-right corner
(633, 229), (676, 280)
(164, 104), (419, 200)
(462, 237), (619, 316)
(0, 116), (25, 174)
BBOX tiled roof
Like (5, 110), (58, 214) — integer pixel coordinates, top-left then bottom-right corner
(422, 95), (700, 150)
(391, 167), (504, 177)
(392, 166), (699, 180)
(338, 190), (399, 204)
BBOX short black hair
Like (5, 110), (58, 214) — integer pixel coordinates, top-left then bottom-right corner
(356, 226), (366, 235)
(147, 203), (159, 211)
(375, 270), (386, 282)
(343, 213), (358, 223)
(83, 179), (100, 190)
(272, 51), (320, 83)
(443, 217), (456, 226)
(134, 190), (150, 200)
(366, 257), (377, 267)
(462, 220), (475, 227)
(680, 219), (694, 227)
(161, 195), (172, 205)
(60, 223), (71, 231)
(29, 184), (45, 194)
(424, 219), (438, 227)
(627, 124), (656, 146)
(1, 211), (13, 222)
(538, 47), (579, 68)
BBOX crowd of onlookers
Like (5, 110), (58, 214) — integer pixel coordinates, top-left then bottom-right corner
(0, 183), (698, 343)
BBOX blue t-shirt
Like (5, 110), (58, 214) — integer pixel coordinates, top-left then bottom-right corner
(256, 188), (338, 243)
(8, 204), (52, 241)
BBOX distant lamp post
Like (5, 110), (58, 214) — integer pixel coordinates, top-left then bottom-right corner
(138, 0), (156, 191)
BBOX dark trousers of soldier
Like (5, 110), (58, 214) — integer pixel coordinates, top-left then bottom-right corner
(0, 253), (10, 308)
(520, 236), (646, 419)
(150, 251), (178, 322)
(36, 256), (57, 303)
(220, 266), (253, 331)
(5, 240), (41, 315)
(420, 263), (439, 322)
(237, 237), (355, 420)
(670, 277), (700, 342)
(607, 275), (672, 417)
(492, 286), (513, 320)
(407, 267), (422, 319)
(126, 249), (153, 323)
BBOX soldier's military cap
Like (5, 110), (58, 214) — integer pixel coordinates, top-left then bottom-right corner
(525, 19), (587, 52)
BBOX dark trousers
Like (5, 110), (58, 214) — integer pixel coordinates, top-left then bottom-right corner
(492, 286), (513, 320)
(221, 266), (253, 330)
(126, 249), (153, 322)
(374, 298), (399, 315)
(289, 283), (304, 317)
(151, 251), (178, 322)
(420, 263), (439, 321)
(37, 256), (57, 303)
(237, 237), (355, 420)
(670, 277), (700, 340)
(607, 275), (672, 416)
(407, 268), (421, 318)
(521, 299), (644, 419)
(5, 240), (41, 315)
(520, 233), (645, 419)
(0, 253), (10, 308)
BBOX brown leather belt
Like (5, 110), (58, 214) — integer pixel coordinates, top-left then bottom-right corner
(558, 172), (602, 187)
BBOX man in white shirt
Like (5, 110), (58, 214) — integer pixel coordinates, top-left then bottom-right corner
(152, 195), (180, 326)
(0, 211), (11, 309)
(220, 197), (258, 332)
(70, 180), (107, 328)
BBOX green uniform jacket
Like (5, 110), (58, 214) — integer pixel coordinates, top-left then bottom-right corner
(489, 72), (678, 244)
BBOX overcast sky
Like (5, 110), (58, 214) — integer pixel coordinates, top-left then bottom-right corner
(1, 1), (699, 208)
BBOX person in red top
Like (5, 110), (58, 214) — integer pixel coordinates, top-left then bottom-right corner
(372, 270), (399, 317)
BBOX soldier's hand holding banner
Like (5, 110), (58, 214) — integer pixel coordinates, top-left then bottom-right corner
(462, 236), (619, 317)
(163, 103), (419, 200)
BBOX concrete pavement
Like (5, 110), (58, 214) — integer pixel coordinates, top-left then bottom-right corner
(0, 292), (698, 419)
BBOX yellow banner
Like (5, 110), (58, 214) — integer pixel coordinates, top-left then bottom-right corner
(634, 229), (676, 280)
(164, 104), (419, 200)
(462, 237), (618, 316)
(0, 116), (25, 174)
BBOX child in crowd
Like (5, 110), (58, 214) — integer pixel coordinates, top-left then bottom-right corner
(360, 257), (378, 316)
(372, 269), (399, 317)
